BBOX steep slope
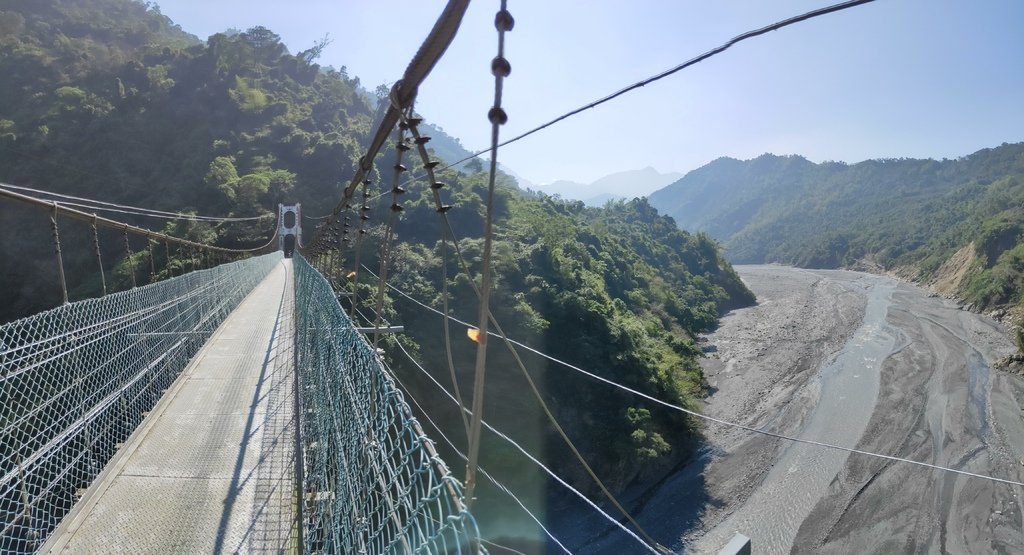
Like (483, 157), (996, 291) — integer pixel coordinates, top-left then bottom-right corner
(0, 0), (758, 519)
(0, 0), (376, 320)
(648, 144), (1024, 309)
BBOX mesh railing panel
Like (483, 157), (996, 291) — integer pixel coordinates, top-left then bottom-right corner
(0, 252), (283, 553)
(293, 253), (481, 554)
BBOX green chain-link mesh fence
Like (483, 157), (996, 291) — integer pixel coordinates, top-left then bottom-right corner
(0, 252), (282, 553)
(293, 254), (482, 554)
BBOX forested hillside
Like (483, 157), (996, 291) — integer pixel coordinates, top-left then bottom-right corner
(648, 144), (1024, 310)
(0, 0), (756, 514)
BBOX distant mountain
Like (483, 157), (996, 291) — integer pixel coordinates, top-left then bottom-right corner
(537, 167), (682, 206)
(648, 143), (1024, 310)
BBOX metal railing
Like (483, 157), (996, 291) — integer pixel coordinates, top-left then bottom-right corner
(293, 253), (481, 553)
(0, 252), (282, 553)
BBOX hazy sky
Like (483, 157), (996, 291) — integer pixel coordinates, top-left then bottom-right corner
(154, 1), (1024, 186)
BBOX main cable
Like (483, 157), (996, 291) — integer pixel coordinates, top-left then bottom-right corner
(0, 187), (281, 254)
(0, 183), (272, 222)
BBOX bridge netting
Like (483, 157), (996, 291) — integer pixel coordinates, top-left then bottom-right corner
(293, 253), (481, 553)
(0, 250), (480, 553)
(0, 252), (282, 552)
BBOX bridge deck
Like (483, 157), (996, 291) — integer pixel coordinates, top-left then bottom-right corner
(43, 260), (298, 554)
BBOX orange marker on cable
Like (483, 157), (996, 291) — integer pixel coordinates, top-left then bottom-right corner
(467, 328), (485, 344)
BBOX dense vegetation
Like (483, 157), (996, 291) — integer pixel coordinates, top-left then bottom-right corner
(648, 144), (1024, 310)
(382, 177), (753, 499)
(0, 0), (388, 319)
(0, 0), (756, 529)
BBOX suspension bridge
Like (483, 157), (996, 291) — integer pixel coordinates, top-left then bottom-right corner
(4, 1), (972, 553)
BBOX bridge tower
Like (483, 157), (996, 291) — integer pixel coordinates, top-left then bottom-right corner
(278, 203), (301, 257)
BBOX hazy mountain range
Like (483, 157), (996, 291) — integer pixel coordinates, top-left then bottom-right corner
(534, 167), (683, 206)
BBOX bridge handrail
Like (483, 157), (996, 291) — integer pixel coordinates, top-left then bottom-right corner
(0, 252), (283, 553)
(292, 253), (481, 553)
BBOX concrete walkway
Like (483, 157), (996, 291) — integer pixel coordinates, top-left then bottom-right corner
(43, 260), (297, 554)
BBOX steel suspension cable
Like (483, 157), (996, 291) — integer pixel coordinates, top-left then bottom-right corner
(0, 182), (272, 222)
(91, 215), (107, 296)
(306, 0), (470, 253)
(48, 202), (69, 305)
(388, 327), (660, 554)
(465, 0), (514, 510)
(400, 114), (469, 439)
(371, 120), (410, 349)
(0, 187), (279, 254)
(386, 340), (573, 555)
(348, 182), (371, 321)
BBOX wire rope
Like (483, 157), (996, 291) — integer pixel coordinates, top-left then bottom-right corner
(0, 183), (271, 222)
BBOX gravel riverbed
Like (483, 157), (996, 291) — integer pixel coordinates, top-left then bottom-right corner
(687, 265), (1024, 554)
(550, 265), (1024, 554)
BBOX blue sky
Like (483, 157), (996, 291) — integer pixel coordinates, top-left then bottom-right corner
(155, 1), (1024, 186)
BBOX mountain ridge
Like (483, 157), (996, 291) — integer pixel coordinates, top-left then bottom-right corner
(648, 142), (1024, 312)
(537, 166), (683, 206)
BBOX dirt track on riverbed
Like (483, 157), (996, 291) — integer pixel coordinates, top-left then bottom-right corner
(687, 266), (1024, 554)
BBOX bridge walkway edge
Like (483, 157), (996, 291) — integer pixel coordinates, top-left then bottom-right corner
(41, 259), (298, 554)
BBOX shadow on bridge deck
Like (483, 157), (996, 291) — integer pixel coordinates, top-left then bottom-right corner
(42, 260), (298, 554)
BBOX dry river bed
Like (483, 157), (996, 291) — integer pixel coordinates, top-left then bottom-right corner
(564, 265), (1024, 554)
(690, 265), (1024, 554)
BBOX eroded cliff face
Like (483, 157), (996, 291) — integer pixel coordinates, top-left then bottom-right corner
(929, 242), (978, 299)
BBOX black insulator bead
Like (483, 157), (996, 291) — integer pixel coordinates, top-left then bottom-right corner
(491, 56), (511, 77)
(364, 179), (372, 184)
(408, 117), (423, 127)
(361, 205), (371, 211)
(495, 9), (515, 31)
(488, 107), (508, 125)
(361, 214), (370, 221)
(414, 136), (431, 145)
(343, 223), (350, 228)
(424, 161), (440, 169)
(398, 121), (409, 130)
(392, 186), (406, 195)
(431, 182), (445, 190)
(396, 143), (411, 152)
(390, 203), (404, 212)
(437, 205), (453, 213)
(359, 229), (367, 235)
(394, 164), (407, 172)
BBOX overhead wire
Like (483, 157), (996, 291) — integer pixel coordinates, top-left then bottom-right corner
(464, 0), (513, 510)
(382, 342), (569, 552)
(388, 328), (659, 554)
(0, 186), (281, 254)
(388, 0), (879, 193)
(0, 183), (272, 222)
